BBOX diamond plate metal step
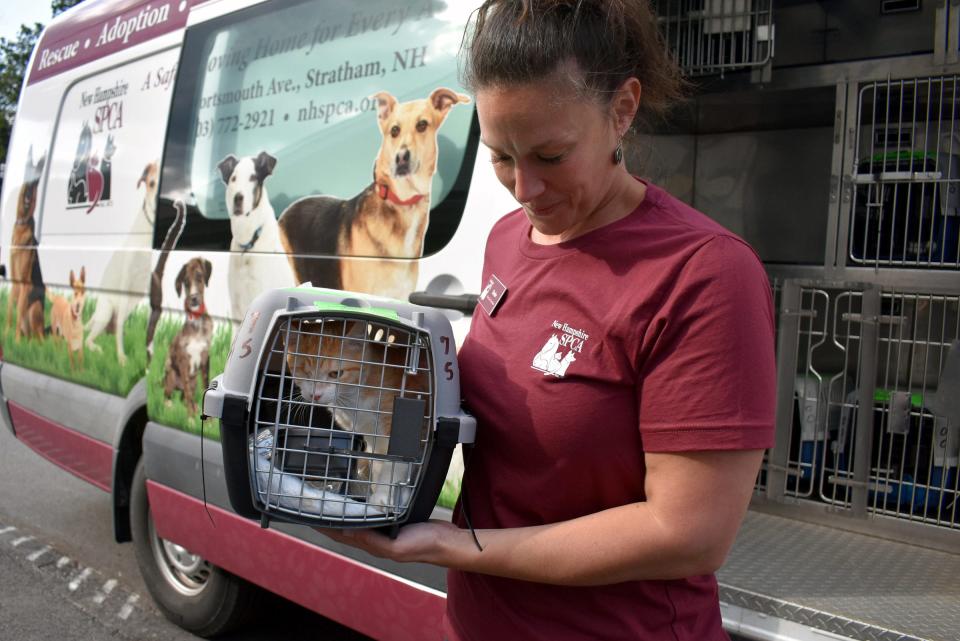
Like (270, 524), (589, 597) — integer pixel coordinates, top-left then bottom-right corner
(718, 511), (960, 641)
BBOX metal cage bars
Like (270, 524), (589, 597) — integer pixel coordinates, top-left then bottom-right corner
(250, 315), (435, 524)
(654, 0), (774, 76)
(764, 280), (959, 532)
(848, 75), (960, 269)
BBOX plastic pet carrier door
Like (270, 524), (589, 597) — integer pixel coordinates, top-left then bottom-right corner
(203, 287), (475, 532)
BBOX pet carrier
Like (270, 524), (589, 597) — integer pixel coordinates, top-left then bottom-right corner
(203, 287), (476, 533)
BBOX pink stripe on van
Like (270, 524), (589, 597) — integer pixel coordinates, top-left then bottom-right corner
(28, 0), (205, 85)
(9, 400), (113, 492)
(148, 480), (446, 640)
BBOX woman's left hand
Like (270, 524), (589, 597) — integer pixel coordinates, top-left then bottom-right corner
(317, 519), (462, 565)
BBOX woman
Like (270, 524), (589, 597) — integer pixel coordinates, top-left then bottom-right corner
(325, 1), (776, 639)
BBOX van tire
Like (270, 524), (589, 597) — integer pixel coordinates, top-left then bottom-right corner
(131, 459), (259, 636)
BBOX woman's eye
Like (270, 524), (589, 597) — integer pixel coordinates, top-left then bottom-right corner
(538, 154), (564, 164)
(490, 153), (512, 165)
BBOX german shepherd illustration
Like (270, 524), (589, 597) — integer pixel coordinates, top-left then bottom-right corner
(6, 148), (47, 342)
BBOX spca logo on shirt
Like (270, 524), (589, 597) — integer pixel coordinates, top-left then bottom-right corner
(531, 320), (590, 378)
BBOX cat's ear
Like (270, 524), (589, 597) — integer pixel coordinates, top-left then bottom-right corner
(345, 321), (366, 339)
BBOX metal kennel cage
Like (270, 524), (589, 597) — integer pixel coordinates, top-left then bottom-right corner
(654, 0), (774, 76)
(754, 277), (783, 494)
(203, 288), (476, 532)
(768, 280), (960, 532)
(848, 75), (960, 269)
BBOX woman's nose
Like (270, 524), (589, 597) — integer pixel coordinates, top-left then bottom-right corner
(513, 164), (545, 203)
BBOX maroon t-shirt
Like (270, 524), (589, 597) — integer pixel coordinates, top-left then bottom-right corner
(444, 182), (776, 641)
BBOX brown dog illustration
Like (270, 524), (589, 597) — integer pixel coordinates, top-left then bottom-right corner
(49, 267), (86, 369)
(278, 87), (470, 299)
(163, 257), (213, 416)
(6, 149), (47, 342)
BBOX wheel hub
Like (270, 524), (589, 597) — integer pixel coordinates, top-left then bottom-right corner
(148, 514), (212, 597)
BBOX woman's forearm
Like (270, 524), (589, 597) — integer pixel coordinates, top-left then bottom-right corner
(325, 449), (759, 587)
(427, 501), (719, 586)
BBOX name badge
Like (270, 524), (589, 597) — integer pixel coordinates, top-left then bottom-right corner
(478, 274), (507, 316)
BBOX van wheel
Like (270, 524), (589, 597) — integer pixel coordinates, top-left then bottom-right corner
(131, 459), (259, 636)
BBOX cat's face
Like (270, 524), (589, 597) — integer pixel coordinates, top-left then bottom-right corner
(284, 320), (366, 407)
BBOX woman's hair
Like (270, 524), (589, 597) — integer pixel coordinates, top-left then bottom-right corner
(462, 0), (686, 129)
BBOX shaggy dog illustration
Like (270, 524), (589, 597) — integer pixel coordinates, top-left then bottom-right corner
(163, 257), (213, 416)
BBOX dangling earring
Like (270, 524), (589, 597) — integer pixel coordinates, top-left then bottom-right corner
(612, 140), (623, 165)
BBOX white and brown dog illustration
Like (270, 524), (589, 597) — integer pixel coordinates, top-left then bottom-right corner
(278, 87), (470, 299)
(217, 151), (294, 321)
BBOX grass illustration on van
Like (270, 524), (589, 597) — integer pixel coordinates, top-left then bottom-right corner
(146, 316), (231, 439)
(0, 287), (147, 395)
(0, 285), (228, 439)
(0, 285), (460, 507)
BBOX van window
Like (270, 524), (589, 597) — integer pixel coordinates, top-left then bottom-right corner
(159, 0), (477, 256)
(42, 48), (179, 247)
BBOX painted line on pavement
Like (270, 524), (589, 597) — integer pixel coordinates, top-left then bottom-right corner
(92, 579), (117, 605)
(118, 593), (140, 620)
(69, 567), (92, 591)
(26, 545), (51, 562)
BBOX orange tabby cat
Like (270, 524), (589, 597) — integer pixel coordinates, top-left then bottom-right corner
(283, 318), (429, 512)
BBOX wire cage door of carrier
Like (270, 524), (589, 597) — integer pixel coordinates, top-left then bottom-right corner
(203, 288), (476, 534)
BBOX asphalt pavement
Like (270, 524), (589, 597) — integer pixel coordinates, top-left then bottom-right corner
(0, 415), (370, 641)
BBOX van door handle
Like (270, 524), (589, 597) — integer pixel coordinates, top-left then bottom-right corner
(408, 291), (478, 314)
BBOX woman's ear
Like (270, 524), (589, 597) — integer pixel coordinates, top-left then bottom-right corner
(611, 77), (642, 136)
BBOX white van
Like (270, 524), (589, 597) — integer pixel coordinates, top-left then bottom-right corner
(0, 0), (512, 637)
(4, 1), (959, 640)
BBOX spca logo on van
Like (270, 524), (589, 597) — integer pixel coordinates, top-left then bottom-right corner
(67, 122), (117, 214)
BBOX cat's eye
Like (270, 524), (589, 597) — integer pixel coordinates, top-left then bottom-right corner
(329, 370), (341, 379)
